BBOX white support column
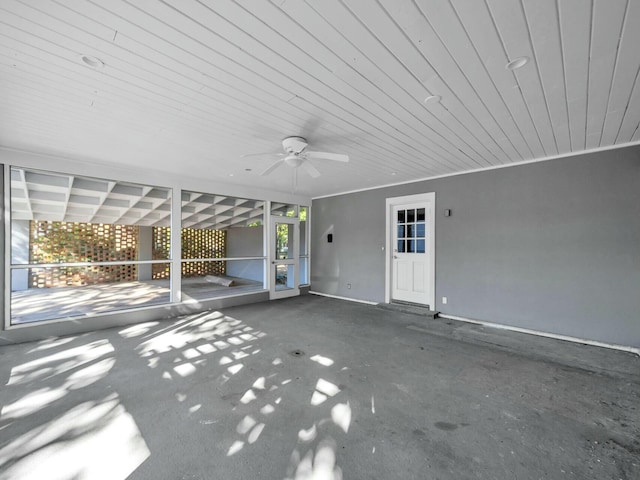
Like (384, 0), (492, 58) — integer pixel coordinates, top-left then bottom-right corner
(287, 222), (295, 289)
(300, 206), (309, 285)
(2, 164), (8, 329)
(264, 201), (271, 291)
(170, 188), (181, 303)
(307, 205), (312, 285)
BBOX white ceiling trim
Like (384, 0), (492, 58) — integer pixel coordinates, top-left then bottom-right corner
(312, 140), (640, 200)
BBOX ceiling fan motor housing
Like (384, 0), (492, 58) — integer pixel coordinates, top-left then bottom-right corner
(282, 136), (308, 154)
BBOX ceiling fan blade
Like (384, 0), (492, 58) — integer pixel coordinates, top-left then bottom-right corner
(306, 151), (349, 162)
(260, 159), (284, 176)
(241, 151), (285, 158)
(301, 161), (321, 178)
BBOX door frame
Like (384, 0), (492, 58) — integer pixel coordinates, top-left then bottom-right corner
(384, 192), (435, 307)
(269, 216), (300, 300)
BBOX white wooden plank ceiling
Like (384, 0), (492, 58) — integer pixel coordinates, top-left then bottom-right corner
(1, 0), (639, 198)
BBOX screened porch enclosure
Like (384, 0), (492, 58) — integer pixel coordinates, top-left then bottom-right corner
(8, 168), (290, 324)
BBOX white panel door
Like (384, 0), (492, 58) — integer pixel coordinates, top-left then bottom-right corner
(270, 217), (300, 300)
(392, 202), (431, 306)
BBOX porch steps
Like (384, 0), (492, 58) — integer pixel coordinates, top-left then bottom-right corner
(377, 301), (439, 319)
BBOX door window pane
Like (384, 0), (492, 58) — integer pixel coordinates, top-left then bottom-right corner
(407, 240), (415, 253)
(397, 225), (405, 238)
(275, 264), (295, 290)
(417, 208), (425, 221)
(271, 203), (297, 217)
(276, 223), (293, 259)
(416, 239), (425, 253)
(407, 209), (415, 222)
(407, 224), (415, 238)
(397, 210), (405, 223)
(397, 240), (405, 253)
(416, 223), (425, 237)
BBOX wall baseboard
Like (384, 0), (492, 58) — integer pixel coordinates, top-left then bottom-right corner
(440, 314), (640, 356)
(309, 291), (378, 305)
(306, 295), (640, 355)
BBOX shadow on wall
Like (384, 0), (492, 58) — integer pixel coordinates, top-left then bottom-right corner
(312, 224), (341, 294)
(0, 309), (356, 479)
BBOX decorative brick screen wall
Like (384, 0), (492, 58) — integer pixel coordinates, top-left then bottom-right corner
(29, 221), (138, 288)
(151, 226), (171, 280)
(152, 227), (227, 279)
(27, 222), (227, 287)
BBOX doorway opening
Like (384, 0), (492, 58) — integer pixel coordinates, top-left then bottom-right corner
(269, 216), (300, 300)
(385, 192), (435, 308)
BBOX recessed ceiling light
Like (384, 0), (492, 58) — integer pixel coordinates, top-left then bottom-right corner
(80, 55), (105, 68)
(506, 56), (529, 70)
(424, 95), (441, 105)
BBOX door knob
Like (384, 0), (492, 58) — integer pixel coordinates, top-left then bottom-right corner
(393, 255), (398, 259)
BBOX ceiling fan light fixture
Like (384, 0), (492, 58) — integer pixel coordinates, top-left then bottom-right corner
(506, 56), (529, 70)
(284, 155), (303, 168)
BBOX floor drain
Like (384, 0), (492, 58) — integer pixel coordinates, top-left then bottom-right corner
(290, 349), (305, 357)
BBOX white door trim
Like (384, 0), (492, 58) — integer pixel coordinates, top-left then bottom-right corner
(384, 192), (435, 307)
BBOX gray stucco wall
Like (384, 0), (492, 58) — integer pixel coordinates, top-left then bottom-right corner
(311, 145), (640, 347)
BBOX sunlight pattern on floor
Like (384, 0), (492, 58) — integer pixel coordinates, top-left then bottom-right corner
(0, 338), (149, 480)
(284, 354), (351, 480)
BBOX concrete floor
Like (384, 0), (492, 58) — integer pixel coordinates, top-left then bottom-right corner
(0, 295), (638, 480)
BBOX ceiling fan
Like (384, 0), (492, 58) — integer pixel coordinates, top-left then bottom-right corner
(243, 136), (349, 177)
